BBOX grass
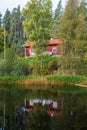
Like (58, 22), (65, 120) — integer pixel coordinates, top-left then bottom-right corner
(0, 74), (86, 89)
(46, 74), (84, 84)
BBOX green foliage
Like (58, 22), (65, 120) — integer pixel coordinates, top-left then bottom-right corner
(31, 55), (58, 75)
(3, 9), (11, 47)
(76, 59), (87, 75)
(57, 0), (87, 72)
(51, 0), (63, 38)
(0, 27), (5, 53)
(84, 53), (87, 61)
(8, 6), (24, 45)
(34, 55), (50, 75)
(75, 1), (87, 59)
(0, 12), (2, 27)
(22, 0), (52, 54)
(5, 47), (16, 73)
(46, 74), (84, 84)
(58, 0), (79, 53)
(0, 59), (6, 76)
(3, 9), (11, 33)
(0, 75), (18, 84)
(48, 57), (58, 73)
(0, 46), (16, 76)
(0, 50), (58, 79)
(12, 58), (30, 76)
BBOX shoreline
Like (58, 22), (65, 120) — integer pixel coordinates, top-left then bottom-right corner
(75, 84), (87, 88)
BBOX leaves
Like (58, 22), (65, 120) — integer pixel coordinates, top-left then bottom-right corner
(56, 0), (87, 72)
(22, 0), (52, 54)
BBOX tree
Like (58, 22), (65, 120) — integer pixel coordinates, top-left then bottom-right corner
(22, 0), (52, 54)
(57, 0), (79, 69)
(75, 0), (87, 57)
(2, 9), (11, 48)
(0, 12), (2, 27)
(57, 0), (87, 73)
(3, 9), (11, 33)
(58, 0), (79, 54)
(9, 6), (24, 46)
(51, 0), (63, 38)
(74, 0), (87, 73)
(0, 13), (4, 53)
(0, 27), (4, 53)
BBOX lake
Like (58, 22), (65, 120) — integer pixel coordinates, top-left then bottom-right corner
(0, 85), (87, 130)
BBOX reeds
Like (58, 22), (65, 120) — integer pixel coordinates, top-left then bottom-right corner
(46, 74), (84, 84)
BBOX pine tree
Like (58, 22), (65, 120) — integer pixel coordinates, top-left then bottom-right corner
(2, 9), (11, 47)
(52, 0), (63, 38)
(3, 9), (11, 33)
(0, 12), (4, 53)
(0, 12), (2, 27)
(9, 6), (24, 45)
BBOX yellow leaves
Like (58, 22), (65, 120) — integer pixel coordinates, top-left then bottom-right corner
(0, 27), (8, 36)
(84, 53), (87, 62)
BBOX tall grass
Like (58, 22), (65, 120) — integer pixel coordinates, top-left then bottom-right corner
(46, 75), (84, 84)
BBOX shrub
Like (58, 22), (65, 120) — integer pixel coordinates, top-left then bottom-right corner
(0, 59), (7, 76)
(12, 58), (30, 76)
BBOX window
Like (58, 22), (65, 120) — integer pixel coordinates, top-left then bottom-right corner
(52, 47), (57, 53)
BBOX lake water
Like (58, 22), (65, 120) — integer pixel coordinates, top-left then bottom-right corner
(0, 85), (87, 130)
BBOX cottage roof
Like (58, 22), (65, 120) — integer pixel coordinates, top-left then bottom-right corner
(22, 42), (33, 47)
(23, 39), (62, 47)
(49, 39), (62, 45)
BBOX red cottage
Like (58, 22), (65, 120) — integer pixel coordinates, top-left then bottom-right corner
(47, 38), (62, 56)
(23, 39), (62, 57)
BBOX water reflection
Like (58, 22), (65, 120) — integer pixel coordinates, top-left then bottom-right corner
(0, 85), (87, 130)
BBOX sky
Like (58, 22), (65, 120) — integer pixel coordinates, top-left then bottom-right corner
(0, 0), (66, 15)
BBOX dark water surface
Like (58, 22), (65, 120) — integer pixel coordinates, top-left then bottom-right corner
(0, 85), (87, 130)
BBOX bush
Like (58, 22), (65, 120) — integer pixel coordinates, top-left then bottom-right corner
(12, 58), (31, 76)
(0, 47), (16, 75)
(32, 54), (51, 75)
(31, 55), (58, 75)
(0, 59), (7, 76)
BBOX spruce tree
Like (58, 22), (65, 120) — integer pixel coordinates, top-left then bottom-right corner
(3, 9), (11, 33)
(9, 6), (24, 46)
(3, 9), (11, 47)
(0, 12), (4, 53)
(0, 12), (2, 27)
(52, 0), (63, 38)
